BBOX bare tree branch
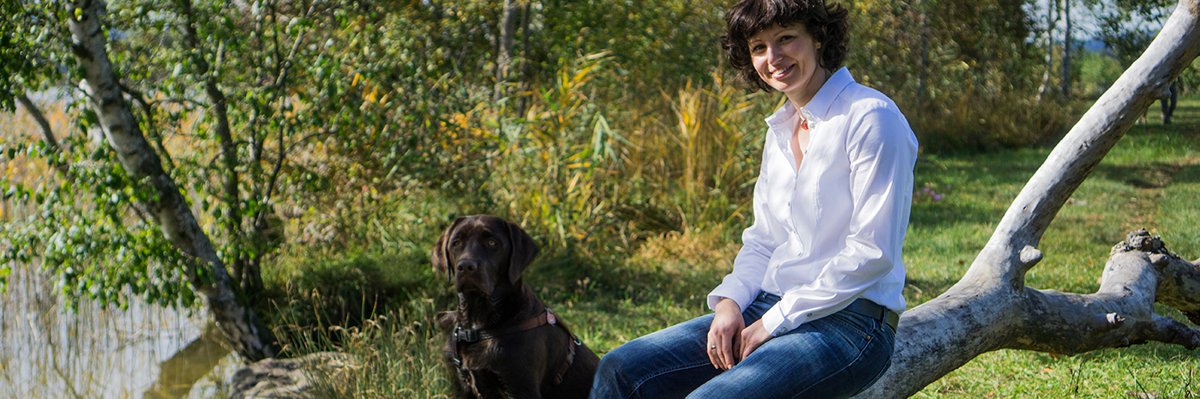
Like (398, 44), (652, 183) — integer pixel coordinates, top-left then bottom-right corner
(15, 93), (62, 152)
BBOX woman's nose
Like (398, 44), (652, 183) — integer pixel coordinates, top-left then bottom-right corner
(765, 45), (783, 64)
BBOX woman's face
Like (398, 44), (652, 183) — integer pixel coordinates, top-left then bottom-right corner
(748, 23), (824, 102)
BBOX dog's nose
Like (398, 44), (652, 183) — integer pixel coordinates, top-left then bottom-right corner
(456, 260), (478, 273)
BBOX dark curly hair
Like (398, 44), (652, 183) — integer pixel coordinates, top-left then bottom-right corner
(722, 0), (849, 92)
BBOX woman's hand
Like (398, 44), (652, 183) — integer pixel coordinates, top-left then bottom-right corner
(738, 319), (772, 362)
(707, 298), (744, 370)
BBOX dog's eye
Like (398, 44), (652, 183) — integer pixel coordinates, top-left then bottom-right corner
(450, 239), (463, 248)
(485, 239), (498, 248)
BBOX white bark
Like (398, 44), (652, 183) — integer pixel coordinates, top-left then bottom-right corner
(855, 1), (1200, 397)
(494, 0), (520, 101)
(66, 0), (279, 361)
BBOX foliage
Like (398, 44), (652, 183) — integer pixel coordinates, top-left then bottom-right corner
(1078, 51), (1127, 98)
(1085, 0), (1174, 66)
(848, 0), (1075, 150)
(0, 1), (38, 112)
(0, 137), (197, 308)
(528, 0), (728, 92)
(0, 0), (380, 305)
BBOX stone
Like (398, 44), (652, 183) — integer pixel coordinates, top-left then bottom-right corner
(228, 352), (355, 399)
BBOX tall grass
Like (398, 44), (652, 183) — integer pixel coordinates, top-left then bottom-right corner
(429, 53), (778, 260)
(649, 73), (769, 230)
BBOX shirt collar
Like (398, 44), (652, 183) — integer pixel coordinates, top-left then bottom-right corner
(764, 66), (855, 129)
(804, 67), (854, 122)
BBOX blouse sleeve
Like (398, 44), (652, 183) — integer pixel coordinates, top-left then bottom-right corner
(707, 133), (784, 312)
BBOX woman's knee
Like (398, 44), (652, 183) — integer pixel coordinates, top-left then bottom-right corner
(592, 343), (648, 399)
(596, 338), (651, 378)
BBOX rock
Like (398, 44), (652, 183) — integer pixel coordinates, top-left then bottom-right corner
(228, 352), (355, 399)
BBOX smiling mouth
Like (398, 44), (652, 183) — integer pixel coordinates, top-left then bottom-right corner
(771, 64), (795, 79)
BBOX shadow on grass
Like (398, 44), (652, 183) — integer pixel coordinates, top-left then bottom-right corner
(1033, 338), (1199, 363)
(527, 250), (717, 312)
(902, 275), (963, 307)
(909, 200), (1002, 229)
(1091, 161), (1185, 190)
(259, 249), (455, 354)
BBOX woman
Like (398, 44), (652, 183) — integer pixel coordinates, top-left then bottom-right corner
(590, 0), (917, 398)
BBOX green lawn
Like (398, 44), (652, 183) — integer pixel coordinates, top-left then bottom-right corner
(279, 97), (1200, 398)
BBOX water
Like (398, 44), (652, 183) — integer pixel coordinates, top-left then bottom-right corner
(0, 260), (240, 398)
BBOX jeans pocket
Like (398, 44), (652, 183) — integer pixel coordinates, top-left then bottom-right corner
(822, 311), (878, 351)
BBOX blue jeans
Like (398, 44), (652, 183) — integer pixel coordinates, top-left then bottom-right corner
(590, 292), (894, 399)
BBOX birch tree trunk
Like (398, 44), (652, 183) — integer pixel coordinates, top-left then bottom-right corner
(855, 1), (1200, 396)
(1036, 1), (1060, 101)
(1061, 0), (1074, 97)
(66, 0), (279, 361)
(494, 0), (520, 101)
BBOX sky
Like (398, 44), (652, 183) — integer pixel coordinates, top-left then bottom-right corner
(1027, 0), (1171, 41)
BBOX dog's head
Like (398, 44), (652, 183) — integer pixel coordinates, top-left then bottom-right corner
(431, 215), (538, 296)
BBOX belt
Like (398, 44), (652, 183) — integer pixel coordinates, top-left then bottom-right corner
(843, 298), (900, 330)
(755, 292), (900, 329)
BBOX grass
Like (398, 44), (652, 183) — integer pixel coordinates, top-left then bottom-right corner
(267, 96), (1200, 398)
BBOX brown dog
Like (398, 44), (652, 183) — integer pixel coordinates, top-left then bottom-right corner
(432, 215), (599, 399)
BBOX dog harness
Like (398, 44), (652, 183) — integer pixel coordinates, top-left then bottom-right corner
(451, 307), (582, 394)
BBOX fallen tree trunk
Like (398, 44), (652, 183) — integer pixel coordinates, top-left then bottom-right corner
(856, 1), (1200, 397)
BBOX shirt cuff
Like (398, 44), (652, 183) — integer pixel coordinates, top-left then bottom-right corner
(762, 302), (818, 337)
(707, 285), (756, 313)
(760, 304), (790, 336)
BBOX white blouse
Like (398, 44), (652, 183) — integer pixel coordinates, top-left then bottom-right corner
(707, 67), (918, 336)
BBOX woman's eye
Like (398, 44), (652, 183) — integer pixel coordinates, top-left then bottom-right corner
(779, 35), (794, 43)
(750, 44), (765, 53)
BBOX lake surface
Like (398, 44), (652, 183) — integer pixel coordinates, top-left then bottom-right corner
(0, 259), (240, 398)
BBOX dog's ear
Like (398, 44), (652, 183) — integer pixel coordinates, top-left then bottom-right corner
(432, 217), (466, 284)
(506, 219), (539, 284)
